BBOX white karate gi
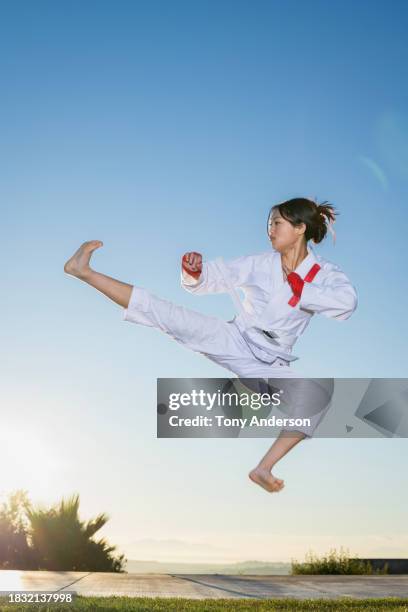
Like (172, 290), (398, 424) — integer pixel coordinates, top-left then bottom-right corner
(122, 247), (357, 437)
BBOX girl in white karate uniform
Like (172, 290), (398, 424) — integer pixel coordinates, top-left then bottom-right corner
(64, 197), (357, 493)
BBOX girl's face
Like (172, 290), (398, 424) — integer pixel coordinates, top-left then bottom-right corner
(268, 210), (305, 252)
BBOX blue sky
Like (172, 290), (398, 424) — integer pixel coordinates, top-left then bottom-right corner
(1, 0), (408, 563)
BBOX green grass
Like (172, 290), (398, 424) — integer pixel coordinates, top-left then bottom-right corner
(0, 597), (408, 611)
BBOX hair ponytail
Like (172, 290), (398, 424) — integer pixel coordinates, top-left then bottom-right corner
(313, 201), (337, 244)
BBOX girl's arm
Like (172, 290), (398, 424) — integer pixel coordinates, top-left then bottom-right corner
(181, 253), (258, 296)
(298, 266), (358, 320)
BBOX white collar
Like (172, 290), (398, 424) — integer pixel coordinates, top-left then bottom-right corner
(271, 247), (319, 289)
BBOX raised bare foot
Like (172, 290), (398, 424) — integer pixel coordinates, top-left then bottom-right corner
(64, 240), (103, 279)
(248, 467), (285, 493)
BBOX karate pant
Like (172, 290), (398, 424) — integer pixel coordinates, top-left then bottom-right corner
(123, 286), (330, 437)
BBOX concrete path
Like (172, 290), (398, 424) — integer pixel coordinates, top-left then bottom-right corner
(0, 571), (408, 600)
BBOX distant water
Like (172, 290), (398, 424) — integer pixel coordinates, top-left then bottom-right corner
(125, 560), (291, 575)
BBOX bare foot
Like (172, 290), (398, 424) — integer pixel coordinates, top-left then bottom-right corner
(64, 240), (103, 279)
(248, 467), (285, 493)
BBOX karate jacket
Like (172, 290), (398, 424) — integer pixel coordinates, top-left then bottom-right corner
(181, 248), (358, 365)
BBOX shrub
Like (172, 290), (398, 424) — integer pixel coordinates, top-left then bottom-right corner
(291, 547), (388, 575)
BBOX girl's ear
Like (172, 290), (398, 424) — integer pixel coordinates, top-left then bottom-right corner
(295, 222), (306, 236)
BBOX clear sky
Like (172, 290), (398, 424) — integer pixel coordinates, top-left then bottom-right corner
(1, 0), (408, 563)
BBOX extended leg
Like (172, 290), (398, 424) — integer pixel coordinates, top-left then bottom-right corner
(64, 240), (133, 308)
(64, 241), (251, 374)
(249, 430), (305, 493)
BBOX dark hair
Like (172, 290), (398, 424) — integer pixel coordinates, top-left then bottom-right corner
(268, 197), (338, 244)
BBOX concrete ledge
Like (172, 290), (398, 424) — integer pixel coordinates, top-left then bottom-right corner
(1, 571), (408, 599)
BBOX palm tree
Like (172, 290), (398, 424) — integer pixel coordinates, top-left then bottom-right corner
(26, 494), (125, 572)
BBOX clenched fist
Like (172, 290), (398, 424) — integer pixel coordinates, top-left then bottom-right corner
(182, 251), (202, 280)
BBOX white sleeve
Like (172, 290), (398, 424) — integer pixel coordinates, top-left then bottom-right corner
(181, 255), (256, 295)
(299, 267), (358, 320)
